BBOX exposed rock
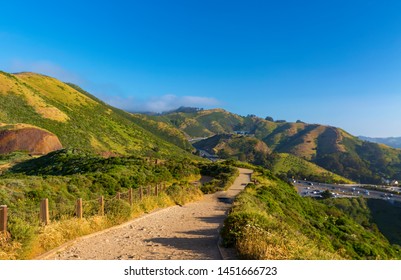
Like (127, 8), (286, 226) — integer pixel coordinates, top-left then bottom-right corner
(0, 124), (62, 155)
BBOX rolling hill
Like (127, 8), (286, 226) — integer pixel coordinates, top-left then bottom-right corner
(2, 70), (400, 183)
(159, 108), (401, 183)
(193, 133), (352, 183)
(0, 71), (192, 158)
(193, 134), (271, 166)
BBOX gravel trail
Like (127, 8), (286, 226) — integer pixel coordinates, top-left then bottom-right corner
(39, 168), (252, 260)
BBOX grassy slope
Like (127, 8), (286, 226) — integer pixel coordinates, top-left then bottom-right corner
(0, 71), (192, 158)
(66, 83), (193, 152)
(272, 153), (354, 184)
(193, 134), (270, 155)
(159, 109), (245, 137)
(221, 169), (401, 259)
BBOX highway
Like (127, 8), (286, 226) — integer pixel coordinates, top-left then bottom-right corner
(293, 180), (401, 202)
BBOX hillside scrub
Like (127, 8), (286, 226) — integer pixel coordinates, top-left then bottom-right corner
(198, 162), (239, 194)
(221, 169), (401, 260)
(271, 153), (354, 184)
(0, 151), (206, 259)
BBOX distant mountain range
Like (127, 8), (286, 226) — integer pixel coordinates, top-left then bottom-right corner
(359, 136), (401, 149)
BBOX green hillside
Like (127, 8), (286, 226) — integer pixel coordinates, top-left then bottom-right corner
(271, 153), (353, 184)
(192, 133), (352, 183)
(158, 108), (245, 137)
(193, 134), (270, 164)
(0, 71), (192, 158)
(221, 169), (401, 259)
(160, 108), (401, 183)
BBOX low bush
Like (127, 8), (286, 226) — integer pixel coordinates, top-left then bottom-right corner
(199, 162), (239, 193)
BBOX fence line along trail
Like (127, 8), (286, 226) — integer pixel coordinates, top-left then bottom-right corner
(39, 168), (253, 260)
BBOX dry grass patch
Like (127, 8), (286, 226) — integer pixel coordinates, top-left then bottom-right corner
(236, 224), (341, 260)
(0, 233), (22, 260)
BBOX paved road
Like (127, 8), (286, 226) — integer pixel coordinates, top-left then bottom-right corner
(38, 168), (253, 260)
(294, 180), (401, 202)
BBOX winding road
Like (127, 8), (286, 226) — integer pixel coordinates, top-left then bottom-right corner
(38, 168), (253, 260)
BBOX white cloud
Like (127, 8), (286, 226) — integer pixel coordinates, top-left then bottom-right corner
(106, 94), (220, 113)
(4, 59), (220, 113)
(8, 59), (83, 84)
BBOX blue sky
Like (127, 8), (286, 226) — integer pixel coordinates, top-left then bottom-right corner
(1, 0), (401, 137)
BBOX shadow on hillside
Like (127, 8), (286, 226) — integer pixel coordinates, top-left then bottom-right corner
(367, 199), (401, 246)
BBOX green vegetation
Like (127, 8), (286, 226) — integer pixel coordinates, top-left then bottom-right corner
(193, 134), (271, 166)
(6, 149), (200, 196)
(2, 71), (401, 261)
(0, 152), (33, 171)
(158, 108), (244, 137)
(0, 72), (193, 158)
(160, 108), (401, 183)
(193, 133), (352, 184)
(366, 199), (401, 246)
(0, 148), (206, 259)
(271, 153), (353, 184)
(198, 162), (239, 193)
(221, 169), (401, 259)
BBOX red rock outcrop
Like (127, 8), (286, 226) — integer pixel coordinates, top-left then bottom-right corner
(0, 126), (63, 155)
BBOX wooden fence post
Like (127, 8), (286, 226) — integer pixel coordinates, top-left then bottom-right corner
(128, 188), (133, 206)
(116, 192), (121, 200)
(0, 205), (7, 233)
(147, 185), (151, 196)
(99, 196), (104, 216)
(139, 187), (143, 200)
(155, 184), (158, 196)
(40, 198), (50, 225)
(76, 198), (83, 219)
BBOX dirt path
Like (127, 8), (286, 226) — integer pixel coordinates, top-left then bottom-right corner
(39, 168), (253, 260)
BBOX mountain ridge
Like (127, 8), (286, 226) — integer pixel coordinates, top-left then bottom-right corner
(158, 108), (401, 183)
